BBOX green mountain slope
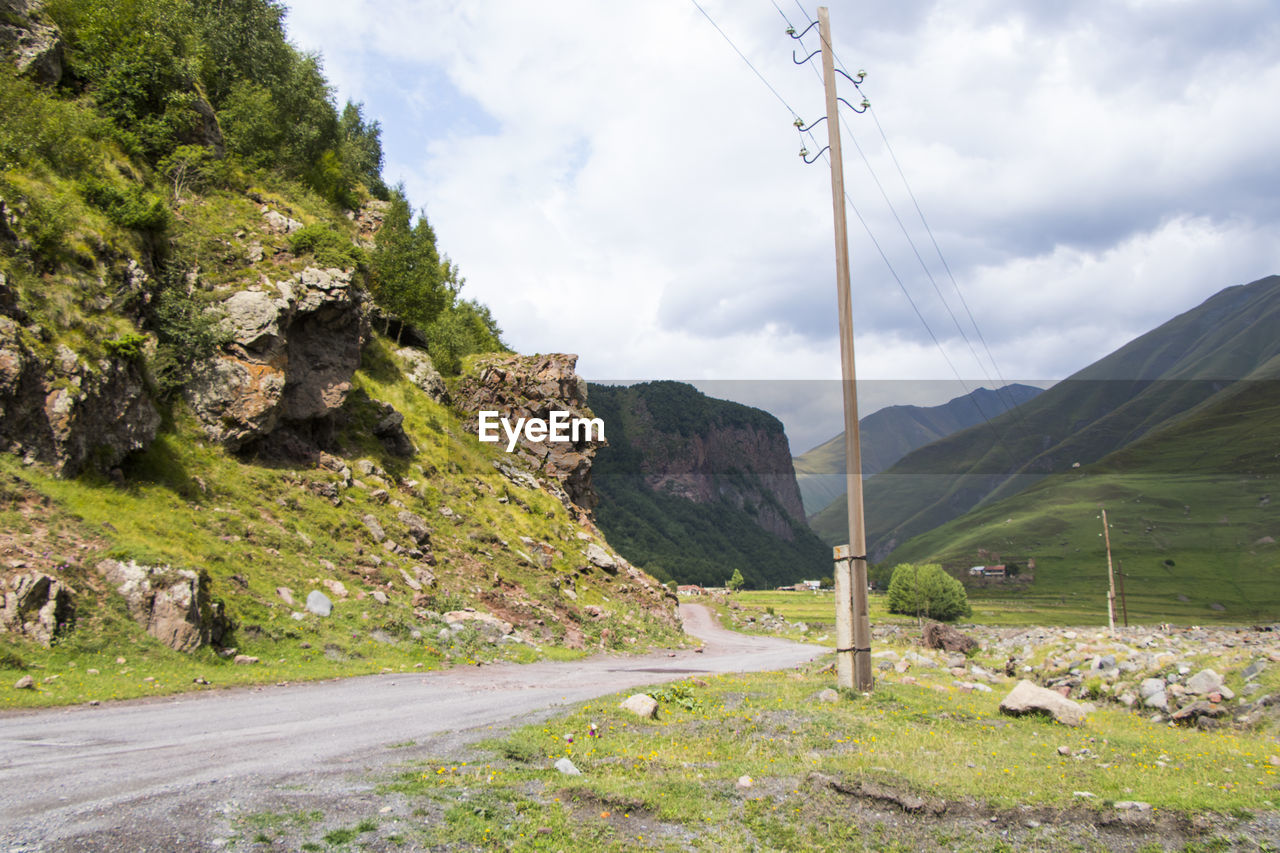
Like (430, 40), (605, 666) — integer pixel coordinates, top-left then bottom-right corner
(883, 358), (1280, 622)
(811, 275), (1280, 557)
(794, 384), (1042, 516)
(589, 381), (829, 590)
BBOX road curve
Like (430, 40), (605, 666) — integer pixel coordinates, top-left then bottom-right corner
(0, 604), (822, 849)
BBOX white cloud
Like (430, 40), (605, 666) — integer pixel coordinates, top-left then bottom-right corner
(284, 0), (1280, 414)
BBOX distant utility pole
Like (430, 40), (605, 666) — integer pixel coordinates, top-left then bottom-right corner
(1101, 508), (1117, 632)
(818, 6), (873, 692)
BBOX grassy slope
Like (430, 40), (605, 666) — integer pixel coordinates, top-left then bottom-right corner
(811, 276), (1280, 556)
(883, 363), (1280, 624)
(0, 336), (687, 709)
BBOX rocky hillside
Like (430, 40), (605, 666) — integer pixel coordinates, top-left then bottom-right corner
(0, 0), (685, 707)
(588, 381), (829, 589)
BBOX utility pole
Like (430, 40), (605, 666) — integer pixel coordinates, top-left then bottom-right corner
(818, 6), (873, 691)
(1101, 508), (1116, 632)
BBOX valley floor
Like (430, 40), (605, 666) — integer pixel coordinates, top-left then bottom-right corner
(5, 604), (1279, 851)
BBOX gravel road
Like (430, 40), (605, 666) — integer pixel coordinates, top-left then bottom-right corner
(0, 604), (821, 851)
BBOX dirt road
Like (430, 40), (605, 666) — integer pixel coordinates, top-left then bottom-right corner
(0, 604), (820, 850)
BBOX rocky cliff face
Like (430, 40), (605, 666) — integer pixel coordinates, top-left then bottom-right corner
(631, 421), (807, 543)
(0, 315), (160, 475)
(454, 353), (602, 516)
(186, 266), (370, 455)
(587, 381), (829, 588)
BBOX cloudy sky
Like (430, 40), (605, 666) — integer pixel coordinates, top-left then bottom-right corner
(285, 0), (1280, 454)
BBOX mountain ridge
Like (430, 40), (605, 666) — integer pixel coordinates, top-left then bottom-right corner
(811, 275), (1280, 559)
(794, 383), (1043, 517)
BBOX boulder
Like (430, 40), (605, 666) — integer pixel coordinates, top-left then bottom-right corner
(96, 560), (229, 652)
(0, 0), (64, 85)
(262, 209), (302, 234)
(372, 402), (415, 456)
(554, 757), (581, 776)
(999, 679), (1087, 726)
(585, 543), (618, 573)
(443, 610), (512, 637)
(0, 319), (160, 475)
(620, 693), (659, 719)
(396, 347), (448, 403)
(1184, 669), (1224, 696)
(305, 590), (333, 616)
(0, 572), (74, 645)
(1139, 677), (1166, 700)
(923, 621), (977, 654)
(185, 268), (367, 452)
(14, 674), (34, 690)
(396, 511), (430, 547)
(361, 514), (386, 543)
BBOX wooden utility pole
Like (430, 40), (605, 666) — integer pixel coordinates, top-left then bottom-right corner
(1101, 508), (1116, 632)
(818, 6), (873, 691)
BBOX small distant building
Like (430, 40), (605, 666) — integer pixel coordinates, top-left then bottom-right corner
(801, 579), (822, 591)
(969, 565), (1007, 578)
(677, 584), (706, 596)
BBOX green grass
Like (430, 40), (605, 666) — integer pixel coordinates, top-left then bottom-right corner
(0, 335), (686, 709)
(350, 662), (1280, 850)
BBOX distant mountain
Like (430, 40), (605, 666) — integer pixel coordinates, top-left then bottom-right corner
(794, 384), (1042, 516)
(810, 275), (1280, 559)
(588, 381), (828, 589)
(883, 355), (1280, 622)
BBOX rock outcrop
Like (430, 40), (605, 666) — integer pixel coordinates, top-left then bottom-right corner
(0, 572), (74, 645)
(455, 353), (602, 511)
(97, 559), (230, 652)
(0, 0), (64, 86)
(185, 267), (368, 452)
(396, 347), (447, 403)
(0, 318), (160, 475)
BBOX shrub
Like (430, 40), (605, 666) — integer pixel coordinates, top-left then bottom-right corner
(287, 223), (365, 271)
(79, 176), (169, 232)
(886, 562), (971, 622)
(103, 332), (148, 361)
(146, 277), (229, 396)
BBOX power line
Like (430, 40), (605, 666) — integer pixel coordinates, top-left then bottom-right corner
(778, 3), (1000, 406)
(691, 0), (1021, 448)
(689, 0), (803, 121)
(787, 2), (1016, 408)
(779, 1), (1037, 466)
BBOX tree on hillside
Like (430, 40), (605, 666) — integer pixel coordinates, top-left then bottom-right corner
(369, 190), (447, 343)
(726, 568), (744, 591)
(887, 563), (970, 623)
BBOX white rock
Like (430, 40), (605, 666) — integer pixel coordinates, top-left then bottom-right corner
(620, 693), (659, 719)
(999, 679), (1086, 726)
(305, 590), (332, 617)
